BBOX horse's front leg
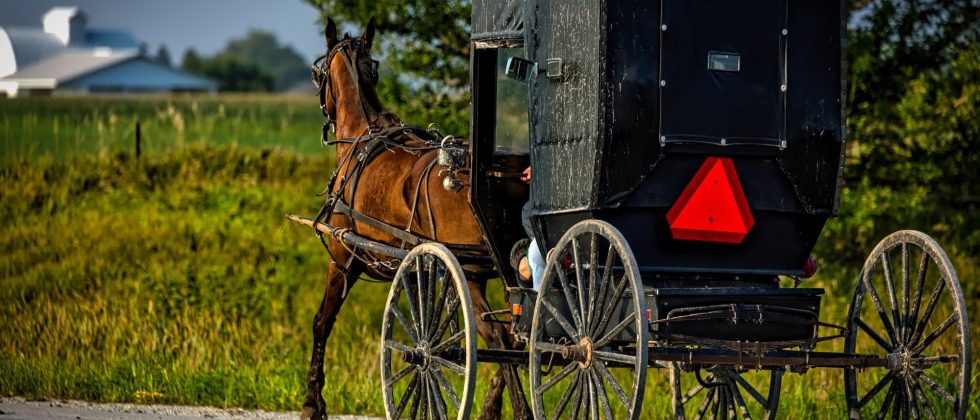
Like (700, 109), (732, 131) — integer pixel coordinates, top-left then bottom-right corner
(468, 281), (533, 420)
(300, 257), (361, 420)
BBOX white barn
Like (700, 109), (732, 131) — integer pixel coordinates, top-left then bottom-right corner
(0, 7), (216, 97)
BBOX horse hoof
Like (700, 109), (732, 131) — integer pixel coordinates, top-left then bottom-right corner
(299, 406), (325, 420)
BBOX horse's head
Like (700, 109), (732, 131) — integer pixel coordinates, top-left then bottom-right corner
(312, 17), (384, 138)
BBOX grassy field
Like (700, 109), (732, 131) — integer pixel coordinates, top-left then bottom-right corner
(0, 96), (976, 418)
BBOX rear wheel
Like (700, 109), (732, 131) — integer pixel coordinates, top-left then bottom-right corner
(528, 219), (648, 419)
(380, 243), (476, 420)
(670, 363), (782, 419)
(844, 230), (971, 419)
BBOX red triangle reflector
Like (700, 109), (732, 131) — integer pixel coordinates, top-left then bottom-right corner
(666, 157), (754, 244)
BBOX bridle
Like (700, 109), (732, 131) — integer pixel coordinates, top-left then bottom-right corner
(311, 35), (381, 139)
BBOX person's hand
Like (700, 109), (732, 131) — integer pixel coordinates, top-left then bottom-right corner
(521, 167), (532, 183)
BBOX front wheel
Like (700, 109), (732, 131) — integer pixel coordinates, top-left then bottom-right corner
(528, 219), (648, 419)
(380, 243), (476, 420)
(844, 230), (971, 419)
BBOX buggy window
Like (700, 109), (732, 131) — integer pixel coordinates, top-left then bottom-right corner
(495, 48), (530, 154)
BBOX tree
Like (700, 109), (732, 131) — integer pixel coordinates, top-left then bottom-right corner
(303, 0), (472, 135)
(220, 30), (309, 90)
(181, 48), (203, 73)
(154, 45), (172, 68)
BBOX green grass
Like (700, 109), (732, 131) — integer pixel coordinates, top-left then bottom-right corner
(0, 96), (977, 417)
(0, 95), (327, 160)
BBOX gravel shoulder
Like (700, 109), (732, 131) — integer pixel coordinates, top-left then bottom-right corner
(0, 397), (380, 420)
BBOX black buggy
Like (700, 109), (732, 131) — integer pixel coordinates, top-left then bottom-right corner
(360, 1), (973, 418)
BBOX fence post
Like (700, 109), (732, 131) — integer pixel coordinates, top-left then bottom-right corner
(135, 121), (141, 160)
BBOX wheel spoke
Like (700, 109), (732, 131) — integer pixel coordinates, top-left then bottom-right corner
(589, 244), (617, 336)
(912, 354), (959, 366)
(695, 387), (716, 419)
(409, 372), (424, 420)
(430, 369), (460, 409)
(877, 382), (898, 420)
(910, 313), (957, 355)
(430, 356), (466, 375)
(910, 279), (945, 346)
(387, 364), (416, 388)
(394, 373), (419, 420)
(415, 256), (428, 339)
(593, 350), (636, 365)
(856, 317), (896, 352)
(424, 372), (436, 420)
(586, 233), (599, 334)
(551, 372), (581, 420)
(554, 258), (584, 334)
(683, 382), (706, 404)
(901, 244), (911, 343)
(385, 339), (415, 354)
(430, 294), (460, 344)
(426, 262), (446, 341)
(728, 381), (751, 420)
(595, 312), (636, 348)
(587, 368), (600, 420)
(390, 305), (420, 345)
(540, 297), (579, 339)
(907, 252), (929, 346)
(568, 372), (585, 420)
(593, 361), (629, 406)
(863, 269), (899, 346)
(592, 369), (613, 419)
(537, 362), (578, 395)
(911, 379), (938, 420)
(572, 237), (588, 338)
(881, 253), (904, 344)
(428, 372), (449, 419)
(914, 370), (956, 404)
(399, 270), (421, 328)
(857, 372), (895, 409)
(593, 275), (630, 340)
(431, 329), (465, 354)
(734, 373), (768, 407)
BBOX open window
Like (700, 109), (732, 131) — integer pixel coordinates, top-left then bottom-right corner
(469, 43), (531, 286)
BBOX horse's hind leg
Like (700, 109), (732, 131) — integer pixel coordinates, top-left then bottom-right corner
(468, 281), (532, 420)
(300, 255), (362, 420)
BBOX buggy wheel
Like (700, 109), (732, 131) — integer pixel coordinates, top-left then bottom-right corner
(669, 363), (782, 420)
(380, 243), (476, 420)
(844, 230), (970, 419)
(528, 219), (648, 419)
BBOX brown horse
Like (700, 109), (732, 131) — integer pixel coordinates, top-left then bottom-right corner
(299, 18), (531, 420)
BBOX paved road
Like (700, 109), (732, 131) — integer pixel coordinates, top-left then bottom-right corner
(0, 398), (380, 420)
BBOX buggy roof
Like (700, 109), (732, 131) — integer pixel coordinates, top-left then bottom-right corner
(471, 0), (524, 42)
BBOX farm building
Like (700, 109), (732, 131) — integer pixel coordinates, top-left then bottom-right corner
(0, 6), (215, 97)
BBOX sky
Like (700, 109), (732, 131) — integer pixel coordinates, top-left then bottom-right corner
(0, 0), (328, 64)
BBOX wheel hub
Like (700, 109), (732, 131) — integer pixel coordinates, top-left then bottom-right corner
(886, 346), (914, 377)
(562, 337), (595, 368)
(402, 341), (431, 371)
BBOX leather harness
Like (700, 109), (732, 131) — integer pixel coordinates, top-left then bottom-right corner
(310, 37), (486, 277)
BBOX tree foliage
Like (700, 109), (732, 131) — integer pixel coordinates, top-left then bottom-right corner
(304, 0), (471, 134)
(181, 48), (274, 92)
(180, 31), (308, 92)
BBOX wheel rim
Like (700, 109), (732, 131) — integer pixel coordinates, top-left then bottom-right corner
(381, 243), (476, 420)
(529, 219), (648, 419)
(670, 363), (782, 420)
(844, 230), (971, 419)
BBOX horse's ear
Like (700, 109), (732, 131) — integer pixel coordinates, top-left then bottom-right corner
(325, 18), (338, 50)
(365, 16), (376, 49)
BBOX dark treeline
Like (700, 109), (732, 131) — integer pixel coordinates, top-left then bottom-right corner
(181, 30), (309, 92)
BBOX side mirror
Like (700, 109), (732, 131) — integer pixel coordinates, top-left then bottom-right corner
(505, 57), (536, 83)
